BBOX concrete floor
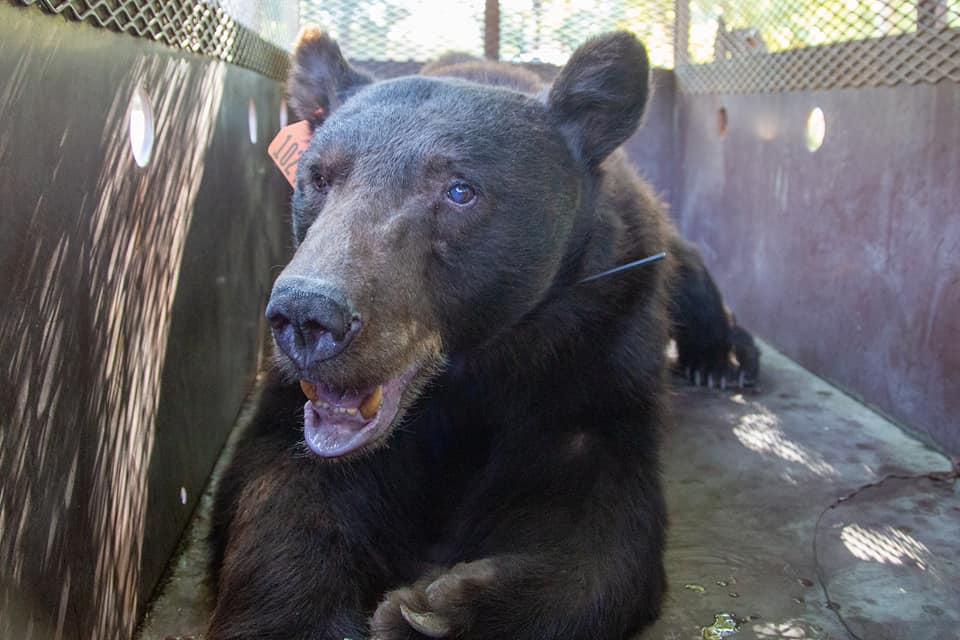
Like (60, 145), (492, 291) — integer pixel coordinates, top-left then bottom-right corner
(138, 344), (959, 640)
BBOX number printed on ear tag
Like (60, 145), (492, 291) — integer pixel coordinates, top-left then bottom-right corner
(268, 120), (313, 187)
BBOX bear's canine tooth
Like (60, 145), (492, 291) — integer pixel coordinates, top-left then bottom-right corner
(346, 408), (357, 416)
(299, 380), (318, 403)
(359, 385), (383, 420)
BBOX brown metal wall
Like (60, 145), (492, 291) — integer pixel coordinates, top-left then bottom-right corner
(625, 69), (682, 215)
(663, 83), (960, 456)
(0, 5), (291, 639)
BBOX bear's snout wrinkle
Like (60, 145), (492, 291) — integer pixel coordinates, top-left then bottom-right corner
(266, 276), (361, 369)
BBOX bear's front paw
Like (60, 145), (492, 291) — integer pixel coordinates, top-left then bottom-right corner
(370, 559), (498, 639)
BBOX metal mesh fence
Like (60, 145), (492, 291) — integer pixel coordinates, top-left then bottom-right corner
(296, 0), (960, 93)
(299, 0), (487, 62)
(14, 1), (960, 92)
(677, 0), (960, 92)
(15, 0), (295, 80)
(219, 0), (299, 52)
(497, 0), (674, 67)
(297, 0), (675, 68)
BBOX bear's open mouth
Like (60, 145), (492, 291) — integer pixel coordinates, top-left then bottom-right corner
(299, 367), (416, 457)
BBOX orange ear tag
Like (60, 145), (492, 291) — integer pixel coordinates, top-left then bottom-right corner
(268, 120), (313, 187)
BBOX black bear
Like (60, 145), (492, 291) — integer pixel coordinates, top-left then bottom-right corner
(208, 29), (740, 640)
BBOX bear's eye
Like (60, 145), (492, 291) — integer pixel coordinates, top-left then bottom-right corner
(311, 168), (330, 194)
(445, 182), (476, 206)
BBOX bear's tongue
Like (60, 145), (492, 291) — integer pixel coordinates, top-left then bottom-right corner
(300, 381), (392, 457)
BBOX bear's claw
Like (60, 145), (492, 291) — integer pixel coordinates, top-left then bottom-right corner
(399, 605), (450, 638)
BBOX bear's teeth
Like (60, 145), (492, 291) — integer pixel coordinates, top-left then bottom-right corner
(359, 386), (383, 420)
(300, 380), (318, 403)
(346, 408), (357, 416)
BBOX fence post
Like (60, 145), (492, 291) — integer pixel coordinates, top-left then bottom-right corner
(485, 0), (500, 60)
(674, 0), (689, 67)
(917, 0), (948, 32)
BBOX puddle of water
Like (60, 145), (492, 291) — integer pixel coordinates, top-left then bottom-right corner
(701, 612), (740, 639)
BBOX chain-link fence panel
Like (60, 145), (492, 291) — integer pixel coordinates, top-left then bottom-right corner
(498, 0), (674, 68)
(677, 0), (960, 93)
(16, 1), (960, 96)
(297, 0), (674, 68)
(299, 0), (487, 62)
(219, 0), (299, 52)
(15, 0), (296, 80)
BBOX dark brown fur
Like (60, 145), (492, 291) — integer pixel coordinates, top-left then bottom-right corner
(421, 52), (759, 389)
(669, 238), (760, 387)
(421, 58), (545, 94)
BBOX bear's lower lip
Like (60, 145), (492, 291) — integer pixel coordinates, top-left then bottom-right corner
(302, 371), (412, 457)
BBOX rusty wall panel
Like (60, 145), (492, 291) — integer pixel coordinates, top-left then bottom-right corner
(0, 5), (291, 639)
(672, 85), (960, 455)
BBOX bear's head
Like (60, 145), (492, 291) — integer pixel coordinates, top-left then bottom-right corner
(266, 29), (650, 458)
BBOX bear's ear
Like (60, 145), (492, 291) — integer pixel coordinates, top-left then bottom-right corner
(547, 32), (650, 171)
(287, 27), (373, 127)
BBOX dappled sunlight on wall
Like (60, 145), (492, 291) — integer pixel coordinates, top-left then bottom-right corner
(0, 53), (225, 639)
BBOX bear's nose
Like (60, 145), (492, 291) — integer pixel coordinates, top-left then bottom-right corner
(265, 276), (361, 369)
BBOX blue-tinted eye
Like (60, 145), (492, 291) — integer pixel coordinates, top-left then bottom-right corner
(311, 168), (329, 193)
(446, 183), (476, 206)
